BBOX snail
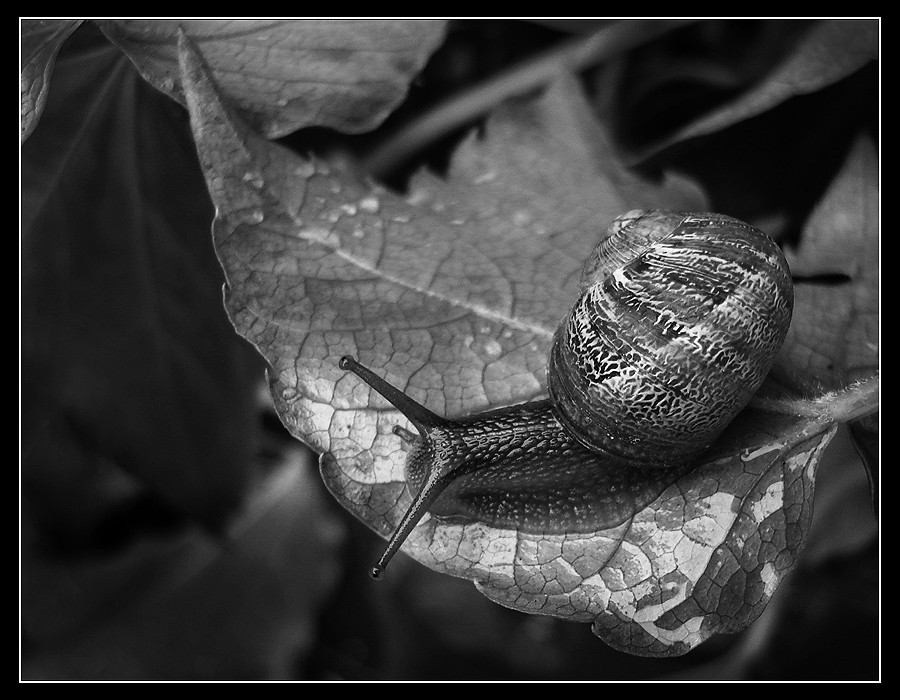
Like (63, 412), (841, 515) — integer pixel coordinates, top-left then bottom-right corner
(340, 210), (794, 579)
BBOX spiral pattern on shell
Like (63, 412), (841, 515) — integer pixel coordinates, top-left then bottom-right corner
(548, 210), (794, 469)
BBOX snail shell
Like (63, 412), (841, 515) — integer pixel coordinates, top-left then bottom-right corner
(549, 210), (794, 468)
(340, 210), (794, 578)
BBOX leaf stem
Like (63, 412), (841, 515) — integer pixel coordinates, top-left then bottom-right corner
(362, 19), (695, 178)
(750, 374), (879, 423)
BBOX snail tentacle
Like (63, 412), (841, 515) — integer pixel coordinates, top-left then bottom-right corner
(340, 355), (441, 433)
(341, 355), (473, 578)
(370, 448), (459, 579)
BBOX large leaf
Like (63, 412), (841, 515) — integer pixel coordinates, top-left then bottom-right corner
(98, 18), (447, 138)
(177, 32), (860, 656)
(20, 18), (83, 139)
(21, 26), (260, 530)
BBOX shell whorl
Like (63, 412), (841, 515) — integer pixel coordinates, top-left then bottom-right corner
(548, 210), (794, 468)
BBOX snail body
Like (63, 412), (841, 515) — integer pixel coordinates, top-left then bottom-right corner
(340, 210), (793, 579)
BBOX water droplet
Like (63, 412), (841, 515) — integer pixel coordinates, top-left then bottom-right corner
(512, 210), (532, 227)
(294, 161), (315, 178)
(405, 189), (428, 206)
(450, 219), (466, 226)
(483, 339), (502, 357)
(340, 203), (358, 216)
(242, 170), (265, 188)
(160, 76), (176, 92)
(392, 213), (411, 223)
(463, 335), (475, 348)
(247, 209), (265, 224)
(474, 170), (497, 184)
(359, 195), (380, 213)
(325, 210), (340, 223)
(501, 329), (514, 339)
(352, 227), (365, 238)
(281, 386), (300, 401)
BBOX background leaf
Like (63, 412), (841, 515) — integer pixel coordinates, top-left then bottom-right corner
(781, 136), (879, 389)
(780, 135), (879, 506)
(98, 19), (447, 138)
(22, 445), (345, 680)
(21, 25), (262, 533)
(20, 18), (83, 140)
(614, 19), (878, 161)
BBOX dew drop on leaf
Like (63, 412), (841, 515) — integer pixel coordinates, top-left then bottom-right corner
(294, 162), (315, 178)
(473, 170), (497, 184)
(242, 170), (265, 188)
(358, 195), (380, 213)
(512, 209), (533, 226)
(405, 189), (428, 206)
(484, 339), (502, 357)
(281, 385), (300, 401)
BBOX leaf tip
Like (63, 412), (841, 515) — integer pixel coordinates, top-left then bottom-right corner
(175, 25), (199, 77)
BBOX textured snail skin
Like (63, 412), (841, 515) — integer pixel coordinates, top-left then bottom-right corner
(341, 210), (794, 578)
(405, 400), (688, 534)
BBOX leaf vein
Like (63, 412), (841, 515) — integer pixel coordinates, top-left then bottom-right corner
(331, 245), (554, 338)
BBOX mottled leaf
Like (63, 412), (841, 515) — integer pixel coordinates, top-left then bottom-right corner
(178, 33), (849, 656)
(630, 19), (878, 160)
(20, 18), (83, 140)
(21, 27), (260, 528)
(98, 18), (446, 138)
